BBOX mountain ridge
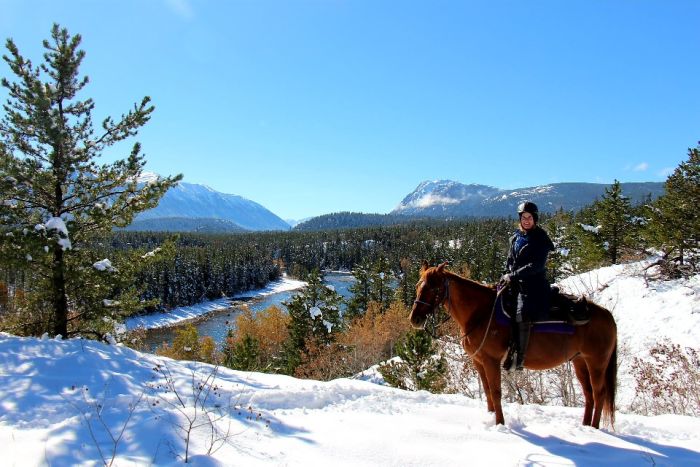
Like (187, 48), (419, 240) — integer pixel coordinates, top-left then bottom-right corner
(134, 181), (291, 231)
(392, 180), (664, 218)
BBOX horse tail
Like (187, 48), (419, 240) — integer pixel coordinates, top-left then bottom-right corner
(602, 341), (617, 428)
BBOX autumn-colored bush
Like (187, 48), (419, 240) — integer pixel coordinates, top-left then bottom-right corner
(156, 324), (220, 365)
(339, 300), (413, 373)
(222, 305), (290, 372)
(291, 300), (413, 380)
(293, 340), (351, 380)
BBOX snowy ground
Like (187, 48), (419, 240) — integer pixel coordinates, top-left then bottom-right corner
(1, 259), (699, 466)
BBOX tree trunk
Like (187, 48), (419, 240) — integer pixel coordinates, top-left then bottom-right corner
(52, 244), (69, 336)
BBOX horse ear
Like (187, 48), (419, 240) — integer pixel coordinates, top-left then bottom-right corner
(420, 260), (429, 273)
(437, 261), (448, 273)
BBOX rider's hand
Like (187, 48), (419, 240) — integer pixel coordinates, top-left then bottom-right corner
(499, 273), (511, 286)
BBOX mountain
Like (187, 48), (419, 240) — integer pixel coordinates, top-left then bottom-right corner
(134, 181), (290, 231)
(392, 180), (665, 218)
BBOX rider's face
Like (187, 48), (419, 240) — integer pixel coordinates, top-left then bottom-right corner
(520, 212), (535, 231)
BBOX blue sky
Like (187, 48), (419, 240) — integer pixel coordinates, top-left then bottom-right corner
(1, 1), (698, 220)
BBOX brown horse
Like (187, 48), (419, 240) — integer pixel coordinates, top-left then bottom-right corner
(409, 262), (617, 429)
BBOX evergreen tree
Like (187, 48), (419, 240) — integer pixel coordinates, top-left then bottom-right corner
(345, 259), (372, 321)
(0, 25), (181, 336)
(650, 143), (700, 269)
(542, 208), (573, 280)
(369, 256), (394, 311)
(595, 180), (633, 264)
(558, 204), (607, 273)
(224, 333), (262, 371)
(378, 330), (447, 393)
(282, 269), (342, 373)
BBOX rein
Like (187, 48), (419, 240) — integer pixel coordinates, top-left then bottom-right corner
(458, 284), (505, 358)
(414, 275), (503, 358)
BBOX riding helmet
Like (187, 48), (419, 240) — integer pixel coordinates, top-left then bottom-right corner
(517, 201), (539, 222)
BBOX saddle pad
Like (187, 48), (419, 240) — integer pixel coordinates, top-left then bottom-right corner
(495, 293), (574, 335)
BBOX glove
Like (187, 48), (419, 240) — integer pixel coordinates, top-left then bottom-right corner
(498, 273), (511, 287)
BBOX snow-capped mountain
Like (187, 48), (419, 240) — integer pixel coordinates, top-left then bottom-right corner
(392, 180), (665, 217)
(134, 181), (290, 231)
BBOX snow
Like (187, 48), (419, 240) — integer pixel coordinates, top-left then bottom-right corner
(580, 223), (602, 233)
(41, 217), (72, 250)
(125, 275), (307, 330)
(45, 216), (68, 236)
(1, 260), (700, 466)
(93, 258), (116, 272)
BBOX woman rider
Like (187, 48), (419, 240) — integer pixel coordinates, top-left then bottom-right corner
(501, 201), (554, 371)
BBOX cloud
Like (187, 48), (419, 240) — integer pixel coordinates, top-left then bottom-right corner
(658, 167), (674, 178)
(633, 162), (649, 172)
(165, 0), (194, 20)
(412, 194), (461, 208)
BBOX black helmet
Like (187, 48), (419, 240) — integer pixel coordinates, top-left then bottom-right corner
(517, 201), (539, 222)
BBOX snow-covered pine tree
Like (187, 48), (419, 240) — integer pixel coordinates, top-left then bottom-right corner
(0, 24), (181, 337)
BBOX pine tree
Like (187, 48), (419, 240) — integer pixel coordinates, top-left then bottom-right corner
(378, 330), (447, 393)
(282, 269), (342, 373)
(345, 259), (372, 321)
(369, 256), (394, 311)
(0, 25), (181, 337)
(650, 144), (700, 269)
(595, 180), (633, 264)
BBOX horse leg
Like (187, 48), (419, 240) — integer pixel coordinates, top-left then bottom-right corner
(482, 357), (505, 425)
(474, 361), (494, 412)
(588, 365), (607, 429)
(572, 358), (594, 426)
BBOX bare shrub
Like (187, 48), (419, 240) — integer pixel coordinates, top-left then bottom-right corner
(630, 339), (700, 416)
(63, 384), (144, 467)
(148, 362), (270, 463)
(500, 363), (582, 407)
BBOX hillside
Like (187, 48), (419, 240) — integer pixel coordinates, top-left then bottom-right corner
(1, 259), (698, 465)
(293, 211), (427, 231)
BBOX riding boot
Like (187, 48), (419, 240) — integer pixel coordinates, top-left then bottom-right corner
(503, 322), (518, 371)
(515, 322), (531, 371)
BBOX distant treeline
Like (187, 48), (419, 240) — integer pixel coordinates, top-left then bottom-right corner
(109, 218), (515, 313)
(293, 212), (435, 231)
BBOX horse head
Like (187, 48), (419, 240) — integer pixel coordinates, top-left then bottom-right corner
(409, 261), (449, 329)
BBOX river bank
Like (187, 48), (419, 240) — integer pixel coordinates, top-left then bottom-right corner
(124, 274), (307, 331)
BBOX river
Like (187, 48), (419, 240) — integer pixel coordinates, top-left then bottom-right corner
(143, 272), (355, 350)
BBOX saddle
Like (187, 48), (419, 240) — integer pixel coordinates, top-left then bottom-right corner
(550, 286), (591, 325)
(499, 284), (591, 326)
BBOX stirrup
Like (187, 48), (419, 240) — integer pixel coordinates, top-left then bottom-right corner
(503, 348), (516, 371)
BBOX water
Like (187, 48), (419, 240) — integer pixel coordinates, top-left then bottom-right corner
(144, 272), (355, 349)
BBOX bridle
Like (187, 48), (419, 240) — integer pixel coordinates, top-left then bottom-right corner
(413, 277), (451, 337)
(413, 278), (450, 314)
(414, 275), (505, 358)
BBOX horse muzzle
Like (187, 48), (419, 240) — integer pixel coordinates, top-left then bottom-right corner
(409, 302), (430, 329)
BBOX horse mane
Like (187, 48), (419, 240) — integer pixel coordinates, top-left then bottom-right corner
(439, 269), (497, 294)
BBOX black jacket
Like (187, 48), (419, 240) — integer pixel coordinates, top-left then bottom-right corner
(506, 225), (555, 319)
